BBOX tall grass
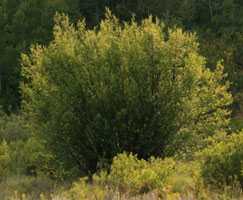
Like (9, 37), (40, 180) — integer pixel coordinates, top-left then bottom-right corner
(1, 175), (242, 200)
(0, 175), (65, 200)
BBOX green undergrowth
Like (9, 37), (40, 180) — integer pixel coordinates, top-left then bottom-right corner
(63, 155), (242, 200)
(1, 131), (242, 200)
(62, 132), (243, 200)
(1, 110), (242, 200)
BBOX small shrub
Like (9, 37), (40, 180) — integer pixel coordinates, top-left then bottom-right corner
(66, 177), (106, 200)
(199, 132), (243, 188)
(65, 153), (177, 198)
(166, 161), (203, 195)
(100, 153), (176, 196)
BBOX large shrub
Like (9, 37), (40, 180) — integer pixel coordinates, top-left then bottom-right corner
(21, 11), (232, 173)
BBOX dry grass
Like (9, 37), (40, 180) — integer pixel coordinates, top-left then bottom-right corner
(1, 175), (242, 200)
(0, 175), (64, 200)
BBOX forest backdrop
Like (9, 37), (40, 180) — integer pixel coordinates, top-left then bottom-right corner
(0, 0), (242, 114)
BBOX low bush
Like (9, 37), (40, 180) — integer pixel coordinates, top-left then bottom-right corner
(107, 153), (175, 195)
(199, 132), (243, 188)
(66, 153), (204, 199)
(67, 177), (107, 200)
(63, 152), (243, 199)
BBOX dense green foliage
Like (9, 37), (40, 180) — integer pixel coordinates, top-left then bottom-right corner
(106, 153), (177, 195)
(66, 153), (193, 199)
(199, 132), (243, 188)
(21, 12), (232, 174)
(65, 151), (242, 199)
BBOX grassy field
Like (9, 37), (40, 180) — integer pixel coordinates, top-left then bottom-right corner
(1, 175), (242, 200)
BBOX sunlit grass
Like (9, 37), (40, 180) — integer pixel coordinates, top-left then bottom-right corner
(1, 175), (242, 200)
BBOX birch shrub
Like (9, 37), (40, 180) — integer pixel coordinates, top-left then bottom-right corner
(21, 11), (232, 174)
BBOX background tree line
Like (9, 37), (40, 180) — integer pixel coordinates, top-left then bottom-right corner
(0, 0), (242, 114)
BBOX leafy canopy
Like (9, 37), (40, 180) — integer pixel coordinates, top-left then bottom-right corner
(21, 11), (232, 174)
